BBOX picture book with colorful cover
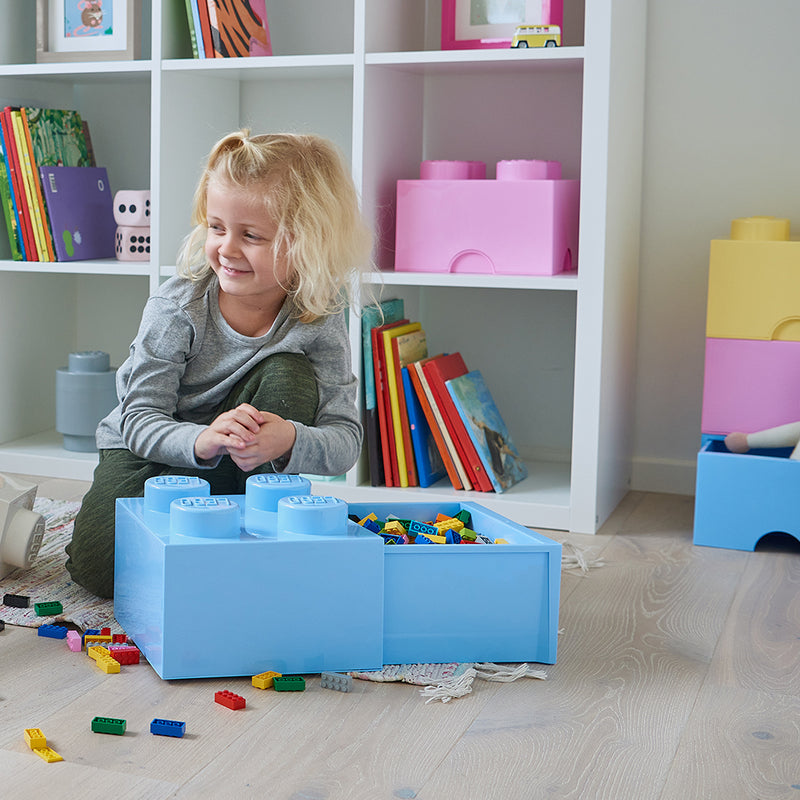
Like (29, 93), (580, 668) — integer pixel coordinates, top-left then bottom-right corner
(207, 1), (272, 58)
(371, 319), (409, 486)
(0, 109), (35, 260)
(408, 357), (470, 491)
(422, 353), (494, 492)
(361, 298), (405, 486)
(391, 328), (429, 487)
(403, 366), (446, 488)
(39, 166), (116, 261)
(382, 321), (422, 488)
(10, 109), (49, 260)
(446, 370), (529, 492)
(0, 133), (24, 260)
(24, 108), (93, 169)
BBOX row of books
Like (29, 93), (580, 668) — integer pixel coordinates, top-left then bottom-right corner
(362, 299), (529, 493)
(0, 106), (116, 263)
(184, 1), (272, 59)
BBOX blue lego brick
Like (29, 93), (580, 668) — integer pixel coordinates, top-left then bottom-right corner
(114, 478), (384, 680)
(694, 439), (800, 551)
(37, 624), (68, 639)
(150, 718), (186, 737)
(349, 501), (561, 666)
(244, 474), (311, 536)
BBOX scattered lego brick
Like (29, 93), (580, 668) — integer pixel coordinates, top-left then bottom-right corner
(273, 675), (305, 692)
(3, 593), (29, 608)
(494, 538), (509, 544)
(91, 716), (126, 735)
(82, 628), (100, 646)
(215, 690), (246, 710)
(24, 728), (47, 750)
(34, 601), (63, 616)
(87, 645), (121, 674)
(66, 630), (82, 652)
(459, 528), (478, 542)
(383, 520), (407, 536)
(320, 672), (352, 693)
(100, 627), (111, 636)
(108, 645), (140, 665)
(434, 517), (464, 535)
(252, 670), (281, 689)
(150, 718), (186, 738)
(38, 624), (68, 639)
(112, 633), (127, 643)
(33, 746), (63, 763)
(84, 634), (113, 646)
(0, 619), (4, 632)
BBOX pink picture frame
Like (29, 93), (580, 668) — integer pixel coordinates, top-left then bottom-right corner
(441, 0), (563, 50)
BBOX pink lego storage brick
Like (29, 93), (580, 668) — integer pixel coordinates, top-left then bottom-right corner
(701, 337), (800, 435)
(395, 160), (579, 276)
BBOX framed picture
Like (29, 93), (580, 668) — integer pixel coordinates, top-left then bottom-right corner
(36, 0), (141, 63)
(441, 0), (563, 51)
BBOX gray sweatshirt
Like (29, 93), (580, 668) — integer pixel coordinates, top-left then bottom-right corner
(96, 273), (362, 476)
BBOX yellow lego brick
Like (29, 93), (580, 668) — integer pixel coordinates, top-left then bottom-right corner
(96, 656), (121, 674)
(358, 513), (378, 525)
(434, 517), (464, 534)
(24, 728), (46, 750)
(87, 645), (110, 661)
(706, 237), (800, 341)
(383, 520), (407, 535)
(84, 634), (113, 646)
(33, 746), (63, 763)
(252, 670), (282, 689)
(419, 533), (447, 544)
(494, 538), (509, 544)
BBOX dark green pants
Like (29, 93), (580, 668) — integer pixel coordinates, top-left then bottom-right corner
(65, 353), (318, 598)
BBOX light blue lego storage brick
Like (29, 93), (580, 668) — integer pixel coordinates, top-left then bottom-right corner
(114, 476), (384, 680)
(349, 500), (561, 665)
(694, 439), (800, 551)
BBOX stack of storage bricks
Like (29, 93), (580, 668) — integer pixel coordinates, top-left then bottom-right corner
(694, 216), (800, 551)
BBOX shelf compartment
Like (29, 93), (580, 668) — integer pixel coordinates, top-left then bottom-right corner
(0, 430), (98, 482)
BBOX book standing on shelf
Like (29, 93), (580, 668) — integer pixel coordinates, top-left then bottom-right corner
(0, 133), (24, 260)
(446, 370), (528, 492)
(402, 365), (447, 488)
(408, 356), (470, 490)
(0, 109), (35, 260)
(422, 352), (494, 492)
(185, 1), (272, 59)
(360, 298), (405, 487)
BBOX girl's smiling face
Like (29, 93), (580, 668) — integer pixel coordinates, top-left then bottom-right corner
(204, 178), (293, 308)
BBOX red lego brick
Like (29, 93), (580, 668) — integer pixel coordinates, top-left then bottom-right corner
(214, 690), (245, 710)
(108, 645), (140, 665)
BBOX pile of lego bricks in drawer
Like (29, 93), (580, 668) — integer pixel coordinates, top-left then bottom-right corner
(114, 474), (561, 680)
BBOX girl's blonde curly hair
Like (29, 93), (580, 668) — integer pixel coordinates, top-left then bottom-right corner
(177, 130), (373, 322)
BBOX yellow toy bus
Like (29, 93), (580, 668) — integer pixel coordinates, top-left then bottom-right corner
(511, 24), (561, 48)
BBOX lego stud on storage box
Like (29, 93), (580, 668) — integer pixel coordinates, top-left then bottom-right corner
(55, 351), (117, 452)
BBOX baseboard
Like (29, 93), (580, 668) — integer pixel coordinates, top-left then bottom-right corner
(631, 455), (697, 496)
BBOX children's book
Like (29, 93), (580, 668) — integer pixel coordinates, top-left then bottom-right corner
(23, 108), (92, 169)
(371, 319), (409, 487)
(207, 0), (272, 58)
(197, 0), (214, 57)
(446, 370), (529, 493)
(408, 357), (470, 490)
(403, 366), (446, 488)
(361, 298), (405, 486)
(39, 166), (116, 261)
(0, 133), (24, 260)
(183, 0), (204, 58)
(10, 109), (49, 260)
(422, 353), (494, 492)
(382, 322), (423, 488)
(1, 110), (35, 260)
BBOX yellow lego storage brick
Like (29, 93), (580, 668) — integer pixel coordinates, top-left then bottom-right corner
(706, 217), (800, 341)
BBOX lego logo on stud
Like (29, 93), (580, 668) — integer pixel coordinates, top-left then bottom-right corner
(276, 495), (348, 537)
(154, 476), (205, 487)
(169, 496), (240, 539)
(144, 475), (211, 514)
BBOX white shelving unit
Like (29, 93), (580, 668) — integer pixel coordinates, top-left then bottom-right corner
(0, 0), (646, 533)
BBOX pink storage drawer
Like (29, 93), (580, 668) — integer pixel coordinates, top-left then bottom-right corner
(394, 177), (580, 276)
(701, 337), (800, 435)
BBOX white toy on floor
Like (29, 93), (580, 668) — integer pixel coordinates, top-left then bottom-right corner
(0, 473), (45, 580)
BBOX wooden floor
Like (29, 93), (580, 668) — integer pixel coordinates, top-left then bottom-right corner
(2, 478), (799, 799)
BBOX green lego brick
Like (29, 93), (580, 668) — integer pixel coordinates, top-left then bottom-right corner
(455, 509), (472, 526)
(34, 601), (63, 616)
(273, 675), (306, 692)
(91, 716), (126, 735)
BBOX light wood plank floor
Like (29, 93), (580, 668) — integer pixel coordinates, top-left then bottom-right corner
(2, 478), (799, 799)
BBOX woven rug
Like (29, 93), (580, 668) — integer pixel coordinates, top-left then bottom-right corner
(0, 497), (117, 631)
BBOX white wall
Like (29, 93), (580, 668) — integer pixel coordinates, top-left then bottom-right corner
(632, 0), (800, 495)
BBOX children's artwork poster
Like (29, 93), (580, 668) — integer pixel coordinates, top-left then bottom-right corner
(46, 0), (127, 53)
(64, 1), (113, 38)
